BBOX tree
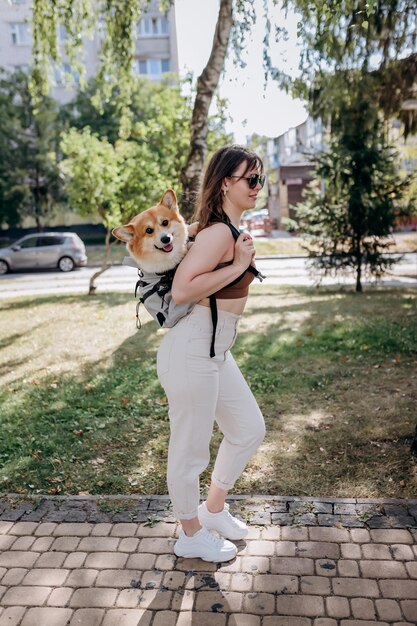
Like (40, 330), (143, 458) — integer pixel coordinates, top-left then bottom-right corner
(60, 127), (123, 294)
(180, 0), (234, 216)
(30, 0), (256, 217)
(30, 0), (417, 209)
(275, 0), (417, 135)
(295, 81), (414, 292)
(58, 72), (231, 294)
(60, 75), (232, 214)
(0, 70), (63, 230)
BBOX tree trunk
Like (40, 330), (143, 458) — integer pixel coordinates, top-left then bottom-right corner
(35, 213), (43, 232)
(180, 0), (234, 220)
(355, 237), (363, 293)
(88, 225), (113, 295)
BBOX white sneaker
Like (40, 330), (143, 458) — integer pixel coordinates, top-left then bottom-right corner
(174, 526), (237, 562)
(198, 500), (249, 540)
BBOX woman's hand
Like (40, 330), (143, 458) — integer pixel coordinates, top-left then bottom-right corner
(233, 233), (255, 271)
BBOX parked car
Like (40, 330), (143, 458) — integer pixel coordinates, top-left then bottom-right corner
(0, 232), (87, 275)
(241, 209), (269, 232)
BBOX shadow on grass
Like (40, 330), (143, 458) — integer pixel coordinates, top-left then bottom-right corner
(0, 286), (416, 498)
(0, 320), (168, 496)
(232, 287), (417, 498)
(0, 291), (133, 312)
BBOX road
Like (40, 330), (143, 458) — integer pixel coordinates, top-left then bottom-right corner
(0, 254), (416, 299)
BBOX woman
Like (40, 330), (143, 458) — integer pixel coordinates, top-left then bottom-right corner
(157, 145), (266, 562)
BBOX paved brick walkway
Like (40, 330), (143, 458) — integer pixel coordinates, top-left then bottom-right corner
(0, 494), (417, 625)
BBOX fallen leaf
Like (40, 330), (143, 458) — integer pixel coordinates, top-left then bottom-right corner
(83, 384), (96, 394)
(91, 458), (106, 466)
(73, 429), (84, 436)
(47, 486), (62, 494)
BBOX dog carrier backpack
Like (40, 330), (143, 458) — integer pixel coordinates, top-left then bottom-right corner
(123, 219), (265, 354)
(122, 257), (195, 329)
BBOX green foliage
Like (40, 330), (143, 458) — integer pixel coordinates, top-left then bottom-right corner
(60, 76), (231, 219)
(60, 127), (122, 229)
(0, 70), (63, 229)
(275, 0), (417, 135)
(31, 0), (153, 136)
(295, 83), (414, 291)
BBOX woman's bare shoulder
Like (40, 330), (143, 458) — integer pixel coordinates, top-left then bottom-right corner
(195, 222), (234, 243)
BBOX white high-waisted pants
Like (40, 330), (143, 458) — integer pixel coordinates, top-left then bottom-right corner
(157, 304), (266, 520)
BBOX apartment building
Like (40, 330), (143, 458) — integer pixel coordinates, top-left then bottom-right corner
(267, 116), (324, 227)
(0, 0), (179, 103)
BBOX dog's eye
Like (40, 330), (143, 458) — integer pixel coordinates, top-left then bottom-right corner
(161, 219), (169, 227)
(145, 227), (154, 234)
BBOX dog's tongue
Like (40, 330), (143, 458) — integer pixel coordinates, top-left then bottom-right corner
(163, 243), (173, 252)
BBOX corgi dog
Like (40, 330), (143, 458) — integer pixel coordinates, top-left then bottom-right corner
(112, 189), (198, 273)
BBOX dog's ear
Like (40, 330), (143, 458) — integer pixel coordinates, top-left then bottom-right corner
(160, 189), (177, 210)
(112, 224), (135, 243)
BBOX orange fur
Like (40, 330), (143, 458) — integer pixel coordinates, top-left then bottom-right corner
(112, 189), (197, 274)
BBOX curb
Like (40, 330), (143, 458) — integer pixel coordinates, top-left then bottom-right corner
(1, 494), (416, 530)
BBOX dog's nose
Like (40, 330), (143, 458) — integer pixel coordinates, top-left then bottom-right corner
(160, 234), (172, 245)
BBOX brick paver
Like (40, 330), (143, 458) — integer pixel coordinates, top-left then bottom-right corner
(0, 493), (416, 624)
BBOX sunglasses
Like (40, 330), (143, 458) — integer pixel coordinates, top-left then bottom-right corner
(229, 173), (266, 189)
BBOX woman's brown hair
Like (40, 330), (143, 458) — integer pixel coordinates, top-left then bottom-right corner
(193, 144), (264, 231)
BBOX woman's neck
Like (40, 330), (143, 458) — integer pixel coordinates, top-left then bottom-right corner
(223, 204), (243, 229)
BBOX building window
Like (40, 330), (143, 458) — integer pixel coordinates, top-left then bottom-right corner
(135, 58), (170, 78)
(13, 64), (30, 74)
(54, 63), (79, 86)
(137, 15), (169, 37)
(10, 22), (32, 45)
(57, 24), (68, 43)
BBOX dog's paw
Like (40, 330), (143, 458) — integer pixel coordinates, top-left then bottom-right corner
(187, 221), (199, 238)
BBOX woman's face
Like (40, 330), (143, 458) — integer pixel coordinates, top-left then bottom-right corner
(224, 160), (263, 212)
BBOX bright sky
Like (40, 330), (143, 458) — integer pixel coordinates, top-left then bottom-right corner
(174, 0), (308, 143)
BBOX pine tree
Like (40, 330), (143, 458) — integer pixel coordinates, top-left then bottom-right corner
(296, 83), (414, 292)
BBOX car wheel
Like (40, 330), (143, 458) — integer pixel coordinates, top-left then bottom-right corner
(58, 256), (75, 272)
(0, 260), (9, 275)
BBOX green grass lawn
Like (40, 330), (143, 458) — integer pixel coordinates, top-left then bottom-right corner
(1, 285), (416, 499)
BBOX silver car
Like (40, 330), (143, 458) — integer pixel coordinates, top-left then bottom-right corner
(0, 232), (88, 274)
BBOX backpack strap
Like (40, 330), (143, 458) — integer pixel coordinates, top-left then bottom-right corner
(209, 293), (218, 358)
(209, 217), (265, 281)
(207, 218), (265, 357)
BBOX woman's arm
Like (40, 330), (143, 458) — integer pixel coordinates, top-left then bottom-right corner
(172, 223), (255, 304)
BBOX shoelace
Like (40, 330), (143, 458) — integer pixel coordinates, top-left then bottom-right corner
(200, 527), (227, 545)
(224, 510), (244, 526)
